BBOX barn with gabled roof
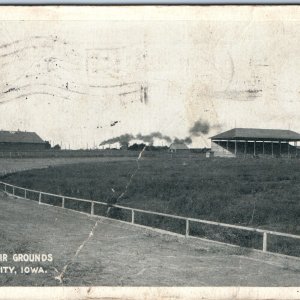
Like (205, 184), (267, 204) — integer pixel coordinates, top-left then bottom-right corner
(0, 130), (47, 151)
(210, 128), (300, 158)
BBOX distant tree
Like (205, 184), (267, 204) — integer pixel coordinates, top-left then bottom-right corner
(156, 146), (169, 151)
(120, 141), (129, 150)
(45, 141), (51, 149)
(128, 143), (146, 151)
(146, 145), (169, 151)
(128, 144), (168, 151)
(52, 144), (61, 150)
(146, 145), (155, 151)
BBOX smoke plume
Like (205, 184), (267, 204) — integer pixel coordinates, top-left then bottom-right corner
(99, 119), (219, 147)
(173, 137), (192, 145)
(136, 132), (172, 144)
(189, 119), (210, 136)
(100, 134), (134, 147)
(100, 132), (172, 147)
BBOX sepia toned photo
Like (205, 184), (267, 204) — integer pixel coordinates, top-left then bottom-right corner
(0, 5), (300, 300)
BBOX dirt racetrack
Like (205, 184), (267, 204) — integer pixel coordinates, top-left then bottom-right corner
(0, 193), (300, 286)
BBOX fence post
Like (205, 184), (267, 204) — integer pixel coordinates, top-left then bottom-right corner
(38, 192), (42, 204)
(24, 189), (27, 199)
(263, 232), (268, 252)
(132, 210), (135, 224)
(91, 201), (94, 215)
(185, 219), (189, 238)
(62, 197), (65, 208)
(4, 184), (6, 193)
(12, 187), (15, 196)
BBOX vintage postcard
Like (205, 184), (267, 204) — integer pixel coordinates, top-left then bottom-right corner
(0, 5), (300, 300)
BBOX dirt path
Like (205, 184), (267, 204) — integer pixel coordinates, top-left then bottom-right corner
(0, 193), (300, 286)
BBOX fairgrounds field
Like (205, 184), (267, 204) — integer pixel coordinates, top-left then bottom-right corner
(1, 154), (300, 255)
(2, 157), (300, 234)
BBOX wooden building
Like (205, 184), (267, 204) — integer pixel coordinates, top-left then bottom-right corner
(210, 128), (300, 158)
(169, 143), (189, 153)
(0, 131), (47, 151)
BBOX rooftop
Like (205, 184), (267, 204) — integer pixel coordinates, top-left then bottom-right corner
(0, 131), (45, 144)
(211, 128), (300, 141)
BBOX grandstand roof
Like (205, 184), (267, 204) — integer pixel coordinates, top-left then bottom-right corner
(211, 128), (300, 141)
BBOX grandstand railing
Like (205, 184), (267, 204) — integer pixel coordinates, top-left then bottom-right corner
(0, 180), (299, 258)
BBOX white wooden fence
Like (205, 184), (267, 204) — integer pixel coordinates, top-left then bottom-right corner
(0, 180), (299, 258)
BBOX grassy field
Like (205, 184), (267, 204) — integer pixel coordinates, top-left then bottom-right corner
(0, 149), (186, 159)
(2, 156), (300, 236)
(0, 157), (135, 176)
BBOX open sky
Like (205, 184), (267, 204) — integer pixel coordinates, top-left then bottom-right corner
(1, 6), (300, 149)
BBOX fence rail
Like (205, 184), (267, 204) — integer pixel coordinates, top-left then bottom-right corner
(0, 180), (299, 258)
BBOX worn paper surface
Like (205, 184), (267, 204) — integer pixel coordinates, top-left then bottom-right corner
(1, 6), (300, 148)
(0, 5), (300, 300)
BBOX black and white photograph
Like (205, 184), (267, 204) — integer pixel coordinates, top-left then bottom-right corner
(0, 5), (299, 299)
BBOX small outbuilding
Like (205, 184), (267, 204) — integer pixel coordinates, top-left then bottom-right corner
(0, 130), (47, 151)
(169, 143), (189, 153)
(210, 128), (300, 158)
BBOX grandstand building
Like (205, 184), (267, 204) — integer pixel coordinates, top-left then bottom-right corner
(210, 128), (300, 158)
